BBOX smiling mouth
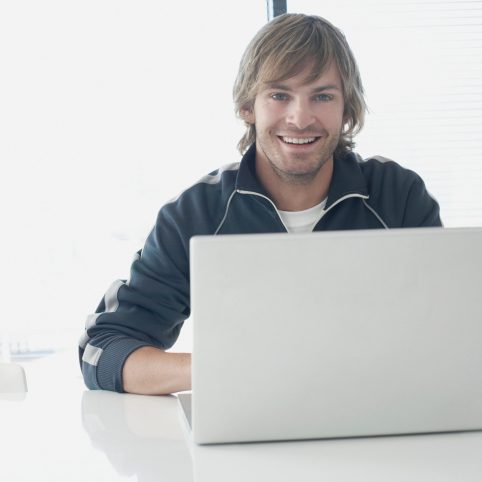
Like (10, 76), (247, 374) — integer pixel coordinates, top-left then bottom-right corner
(278, 136), (320, 145)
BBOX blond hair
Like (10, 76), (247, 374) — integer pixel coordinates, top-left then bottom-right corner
(233, 13), (366, 157)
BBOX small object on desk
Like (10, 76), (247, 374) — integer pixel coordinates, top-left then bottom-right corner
(0, 362), (28, 394)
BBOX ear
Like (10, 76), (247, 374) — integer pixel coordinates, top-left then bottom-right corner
(241, 106), (255, 125)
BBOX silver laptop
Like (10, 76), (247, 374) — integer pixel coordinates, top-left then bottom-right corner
(179, 227), (482, 444)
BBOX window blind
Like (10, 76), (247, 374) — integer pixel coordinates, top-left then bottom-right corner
(289, 0), (482, 226)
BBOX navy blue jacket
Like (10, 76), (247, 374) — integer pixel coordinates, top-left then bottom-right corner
(79, 145), (442, 392)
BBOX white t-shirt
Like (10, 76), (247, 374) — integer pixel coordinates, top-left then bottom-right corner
(277, 199), (327, 233)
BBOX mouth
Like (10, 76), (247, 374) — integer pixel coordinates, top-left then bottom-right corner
(278, 136), (321, 146)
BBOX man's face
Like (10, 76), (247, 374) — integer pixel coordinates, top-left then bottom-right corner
(244, 62), (345, 184)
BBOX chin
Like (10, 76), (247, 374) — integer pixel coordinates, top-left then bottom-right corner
(272, 163), (323, 184)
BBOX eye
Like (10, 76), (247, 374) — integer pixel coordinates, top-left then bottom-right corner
(314, 93), (334, 102)
(271, 93), (289, 101)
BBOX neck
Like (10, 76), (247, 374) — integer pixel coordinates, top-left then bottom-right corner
(255, 157), (333, 212)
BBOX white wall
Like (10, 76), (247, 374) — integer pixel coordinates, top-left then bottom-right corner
(0, 1), (266, 351)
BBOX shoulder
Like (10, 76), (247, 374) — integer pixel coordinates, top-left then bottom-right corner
(354, 153), (441, 227)
(357, 155), (422, 185)
(356, 154), (428, 201)
(156, 162), (240, 235)
(167, 162), (240, 206)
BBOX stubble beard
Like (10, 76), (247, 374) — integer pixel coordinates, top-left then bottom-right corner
(263, 130), (340, 186)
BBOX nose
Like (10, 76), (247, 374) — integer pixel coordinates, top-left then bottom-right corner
(286, 97), (316, 130)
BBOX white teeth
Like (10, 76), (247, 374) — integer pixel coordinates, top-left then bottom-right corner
(281, 136), (317, 145)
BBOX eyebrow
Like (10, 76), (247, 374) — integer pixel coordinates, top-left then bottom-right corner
(266, 83), (341, 93)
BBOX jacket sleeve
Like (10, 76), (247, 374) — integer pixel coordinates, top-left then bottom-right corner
(79, 202), (192, 392)
(402, 175), (443, 227)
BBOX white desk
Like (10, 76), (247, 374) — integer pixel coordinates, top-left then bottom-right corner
(2, 351), (482, 482)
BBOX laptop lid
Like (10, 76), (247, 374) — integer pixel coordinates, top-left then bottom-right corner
(188, 227), (482, 444)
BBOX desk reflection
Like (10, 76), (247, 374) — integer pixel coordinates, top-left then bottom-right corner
(81, 390), (193, 482)
(193, 432), (482, 482)
(192, 430), (482, 482)
(81, 389), (482, 482)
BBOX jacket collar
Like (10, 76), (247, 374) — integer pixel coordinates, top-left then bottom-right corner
(325, 151), (369, 209)
(235, 144), (271, 195)
(235, 144), (369, 207)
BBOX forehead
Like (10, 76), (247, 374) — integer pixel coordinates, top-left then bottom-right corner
(262, 61), (343, 91)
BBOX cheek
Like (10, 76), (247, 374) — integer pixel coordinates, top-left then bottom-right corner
(321, 105), (344, 129)
(254, 104), (284, 130)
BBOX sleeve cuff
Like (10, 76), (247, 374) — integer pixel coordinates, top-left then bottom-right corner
(96, 338), (151, 392)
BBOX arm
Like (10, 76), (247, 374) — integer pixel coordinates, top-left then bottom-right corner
(122, 347), (191, 395)
(79, 169), (230, 394)
(79, 202), (194, 394)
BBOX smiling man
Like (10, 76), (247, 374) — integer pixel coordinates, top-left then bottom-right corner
(247, 62), (344, 211)
(79, 14), (442, 395)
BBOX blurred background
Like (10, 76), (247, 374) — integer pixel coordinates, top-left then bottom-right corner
(1, 0), (481, 366)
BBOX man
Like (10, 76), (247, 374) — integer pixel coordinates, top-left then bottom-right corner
(79, 13), (441, 395)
